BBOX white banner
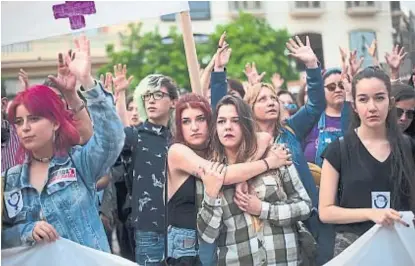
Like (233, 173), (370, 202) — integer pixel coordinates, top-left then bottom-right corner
(2, 238), (138, 266)
(325, 211), (415, 266)
(1, 1), (189, 46)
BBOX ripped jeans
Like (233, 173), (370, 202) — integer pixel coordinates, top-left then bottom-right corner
(135, 230), (165, 266)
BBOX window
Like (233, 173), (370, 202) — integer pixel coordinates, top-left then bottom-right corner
(349, 30), (377, 68)
(346, 1), (376, 8)
(390, 1), (401, 11)
(294, 1), (321, 8)
(229, 1), (262, 11)
(161, 1), (210, 21)
(2, 42), (32, 54)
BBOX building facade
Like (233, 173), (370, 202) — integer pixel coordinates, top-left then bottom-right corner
(2, 1), (395, 95)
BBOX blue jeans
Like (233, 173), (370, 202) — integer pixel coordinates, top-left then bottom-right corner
(199, 238), (217, 266)
(135, 230), (164, 266)
(167, 226), (198, 259)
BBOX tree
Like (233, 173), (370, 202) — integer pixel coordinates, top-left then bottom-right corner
(205, 12), (298, 84)
(100, 12), (298, 92)
(99, 23), (205, 93)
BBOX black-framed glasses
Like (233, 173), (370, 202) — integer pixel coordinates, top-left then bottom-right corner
(396, 108), (415, 120)
(141, 91), (169, 102)
(325, 82), (344, 92)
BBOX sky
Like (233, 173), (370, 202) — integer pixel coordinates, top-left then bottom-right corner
(401, 1), (415, 14)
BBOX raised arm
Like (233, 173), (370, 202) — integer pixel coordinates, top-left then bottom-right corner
(260, 166), (312, 226)
(210, 32), (232, 109)
(285, 36), (325, 140)
(68, 36), (125, 188)
(112, 64), (134, 126)
(47, 52), (93, 145)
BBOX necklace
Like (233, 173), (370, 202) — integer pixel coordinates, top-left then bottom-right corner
(31, 156), (53, 163)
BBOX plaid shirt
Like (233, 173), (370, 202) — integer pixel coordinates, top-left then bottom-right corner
(197, 164), (311, 266)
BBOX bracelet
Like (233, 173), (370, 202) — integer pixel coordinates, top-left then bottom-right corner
(262, 159), (269, 171)
(68, 100), (86, 115)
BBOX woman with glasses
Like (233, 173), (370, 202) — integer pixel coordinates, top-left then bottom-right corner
(303, 68), (351, 168)
(392, 84), (415, 142)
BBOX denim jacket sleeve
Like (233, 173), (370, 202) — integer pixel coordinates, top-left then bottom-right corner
(1, 220), (36, 248)
(210, 71), (228, 110)
(70, 82), (125, 189)
(286, 67), (326, 141)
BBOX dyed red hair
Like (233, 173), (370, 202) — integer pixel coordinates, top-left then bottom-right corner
(8, 85), (80, 163)
(174, 93), (212, 144)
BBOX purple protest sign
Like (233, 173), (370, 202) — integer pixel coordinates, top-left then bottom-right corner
(52, 1), (96, 30)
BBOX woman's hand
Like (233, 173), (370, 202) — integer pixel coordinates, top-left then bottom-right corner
(286, 36), (318, 69)
(200, 162), (226, 198)
(32, 221), (59, 243)
(265, 144), (292, 169)
(368, 209), (409, 227)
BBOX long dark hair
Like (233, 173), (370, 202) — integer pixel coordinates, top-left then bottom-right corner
(351, 67), (415, 211)
(211, 96), (258, 164)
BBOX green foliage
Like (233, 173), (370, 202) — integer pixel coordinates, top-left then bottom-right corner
(204, 12), (299, 84)
(100, 12), (298, 92)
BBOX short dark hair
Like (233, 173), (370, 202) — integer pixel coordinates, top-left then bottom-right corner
(227, 78), (245, 99)
(392, 84), (415, 102)
(126, 95), (134, 108)
(277, 90), (297, 105)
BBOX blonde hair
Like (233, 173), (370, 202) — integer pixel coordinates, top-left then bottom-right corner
(244, 83), (284, 136)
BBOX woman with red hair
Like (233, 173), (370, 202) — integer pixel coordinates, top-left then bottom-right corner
(1, 36), (125, 252)
(165, 93), (291, 265)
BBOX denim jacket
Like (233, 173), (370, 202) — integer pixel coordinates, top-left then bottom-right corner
(1, 82), (125, 251)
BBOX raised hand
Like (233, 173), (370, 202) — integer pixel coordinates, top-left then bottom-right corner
(112, 64), (134, 94)
(214, 32), (232, 71)
(99, 72), (114, 94)
(349, 50), (364, 77)
(66, 35), (94, 88)
(366, 40), (380, 67)
(286, 36), (318, 68)
(244, 62), (266, 85)
(271, 73), (284, 90)
(48, 52), (77, 95)
(18, 69), (29, 91)
(385, 45), (407, 71)
(341, 65), (352, 102)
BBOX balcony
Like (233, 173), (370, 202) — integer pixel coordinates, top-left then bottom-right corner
(346, 1), (380, 17)
(290, 1), (325, 18)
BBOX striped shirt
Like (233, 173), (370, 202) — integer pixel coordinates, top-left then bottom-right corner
(197, 165), (311, 266)
(1, 121), (19, 173)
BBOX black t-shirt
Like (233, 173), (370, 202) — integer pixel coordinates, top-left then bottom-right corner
(322, 130), (411, 236)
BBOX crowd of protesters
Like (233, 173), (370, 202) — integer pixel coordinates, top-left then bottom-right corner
(1, 32), (415, 266)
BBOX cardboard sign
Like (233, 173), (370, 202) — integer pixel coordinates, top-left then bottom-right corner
(1, 1), (189, 46)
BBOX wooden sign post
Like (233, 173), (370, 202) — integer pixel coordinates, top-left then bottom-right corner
(177, 11), (202, 95)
